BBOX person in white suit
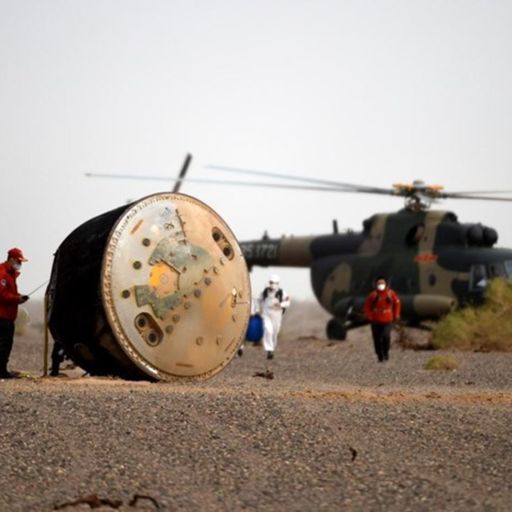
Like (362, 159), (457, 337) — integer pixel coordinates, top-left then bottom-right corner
(258, 274), (290, 360)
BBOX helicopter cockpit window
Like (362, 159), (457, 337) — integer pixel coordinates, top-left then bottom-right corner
(470, 264), (488, 290)
(504, 260), (512, 279)
(405, 224), (425, 246)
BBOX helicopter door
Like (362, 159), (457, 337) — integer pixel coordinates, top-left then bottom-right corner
(469, 264), (488, 292)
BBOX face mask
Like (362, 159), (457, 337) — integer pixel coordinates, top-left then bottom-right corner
(377, 283), (386, 291)
(12, 262), (21, 272)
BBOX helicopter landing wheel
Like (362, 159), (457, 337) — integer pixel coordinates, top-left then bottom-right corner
(326, 318), (347, 341)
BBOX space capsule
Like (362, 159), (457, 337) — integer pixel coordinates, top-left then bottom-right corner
(46, 193), (250, 381)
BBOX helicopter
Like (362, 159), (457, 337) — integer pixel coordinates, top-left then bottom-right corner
(87, 163), (512, 341)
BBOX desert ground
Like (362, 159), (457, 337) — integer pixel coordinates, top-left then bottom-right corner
(1, 301), (511, 511)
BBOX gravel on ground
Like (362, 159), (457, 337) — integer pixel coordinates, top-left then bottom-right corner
(1, 301), (511, 511)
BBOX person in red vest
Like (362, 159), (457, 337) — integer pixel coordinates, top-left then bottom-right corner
(0, 248), (29, 379)
(363, 276), (401, 362)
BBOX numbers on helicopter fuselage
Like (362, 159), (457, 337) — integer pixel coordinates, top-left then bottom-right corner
(241, 242), (279, 261)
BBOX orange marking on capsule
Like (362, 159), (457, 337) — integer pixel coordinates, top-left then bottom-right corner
(130, 219), (144, 234)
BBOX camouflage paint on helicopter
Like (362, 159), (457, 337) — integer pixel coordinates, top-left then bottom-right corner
(241, 208), (512, 339)
(86, 165), (512, 341)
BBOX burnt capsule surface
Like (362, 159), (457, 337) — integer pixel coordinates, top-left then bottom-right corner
(47, 193), (250, 381)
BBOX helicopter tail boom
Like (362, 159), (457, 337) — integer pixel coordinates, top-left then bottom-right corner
(240, 236), (316, 268)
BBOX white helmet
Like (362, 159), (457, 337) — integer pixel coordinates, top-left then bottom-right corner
(269, 274), (280, 285)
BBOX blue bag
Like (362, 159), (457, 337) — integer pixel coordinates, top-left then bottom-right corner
(246, 314), (263, 342)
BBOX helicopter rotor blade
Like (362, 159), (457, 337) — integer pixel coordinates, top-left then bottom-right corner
(444, 190), (512, 196)
(85, 172), (170, 181)
(86, 154), (193, 193)
(86, 169), (512, 202)
(206, 164), (396, 195)
(84, 173), (400, 194)
(440, 193), (512, 202)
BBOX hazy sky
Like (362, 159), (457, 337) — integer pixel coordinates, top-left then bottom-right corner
(1, 0), (511, 301)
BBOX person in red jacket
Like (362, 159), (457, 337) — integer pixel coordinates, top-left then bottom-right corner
(0, 248), (29, 379)
(363, 277), (401, 362)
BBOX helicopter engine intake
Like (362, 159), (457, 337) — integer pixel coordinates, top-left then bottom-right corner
(483, 227), (498, 247)
(462, 224), (499, 247)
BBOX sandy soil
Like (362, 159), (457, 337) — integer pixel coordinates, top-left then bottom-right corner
(1, 301), (512, 511)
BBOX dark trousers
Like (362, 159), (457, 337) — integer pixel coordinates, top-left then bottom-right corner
(0, 318), (15, 373)
(371, 323), (392, 362)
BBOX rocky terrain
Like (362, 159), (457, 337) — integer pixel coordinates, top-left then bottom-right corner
(1, 301), (511, 511)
